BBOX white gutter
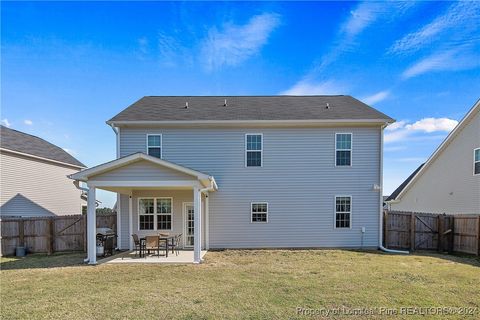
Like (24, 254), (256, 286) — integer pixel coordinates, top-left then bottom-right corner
(379, 123), (409, 254)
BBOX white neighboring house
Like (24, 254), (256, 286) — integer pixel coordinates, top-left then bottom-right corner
(386, 99), (480, 214)
(0, 126), (86, 217)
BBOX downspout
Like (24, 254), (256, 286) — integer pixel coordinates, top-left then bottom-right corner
(73, 180), (93, 262)
(379, 123), (409, 254)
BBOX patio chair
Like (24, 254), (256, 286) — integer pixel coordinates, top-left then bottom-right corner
(131, 234), (143, 257)
(168, 234), (182, 256)
(145, 236), (160, 256)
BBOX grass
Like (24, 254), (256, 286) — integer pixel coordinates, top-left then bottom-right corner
(1, 250), (479, 319)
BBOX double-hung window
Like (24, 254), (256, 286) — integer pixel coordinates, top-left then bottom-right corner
(147, 134), (162, 158)
(156, 198), (172, 230)
(138, 198), (172, 231)
(246, 134), (262, 167)
(335, 196), (351, 228)
(139, 199), (155, 230)
(335, 133), (352, 166)
(475, 148), (480, 175)
(251, 202), (268, 223)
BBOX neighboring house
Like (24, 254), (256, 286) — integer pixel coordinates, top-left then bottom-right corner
(70, 96), (394, 264)
(386, 99), (480, 214)
(0, 126), (86, 217)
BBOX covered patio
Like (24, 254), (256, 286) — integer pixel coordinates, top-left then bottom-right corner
(101, 250), (208, 264)
(69, 152), (218, 265)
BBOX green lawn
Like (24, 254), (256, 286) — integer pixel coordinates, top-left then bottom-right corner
(1, 250), (479, 319)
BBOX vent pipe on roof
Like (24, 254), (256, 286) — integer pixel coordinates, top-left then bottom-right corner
(224, 99), (227, 107)
(185, 102), (189, 109)
(326, 103), (330, 109)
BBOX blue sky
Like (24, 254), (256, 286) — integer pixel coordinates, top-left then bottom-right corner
(2, 1), (479, 208)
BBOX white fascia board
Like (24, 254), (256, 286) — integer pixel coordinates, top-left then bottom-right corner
(395, 99), (480, 200)
(69, 152), (213, 183)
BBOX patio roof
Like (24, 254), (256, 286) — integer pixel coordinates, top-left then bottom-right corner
(68, 152), (218, 193)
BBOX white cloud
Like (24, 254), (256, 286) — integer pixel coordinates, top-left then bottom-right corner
(405, 117), (458, 133)
(200, 13), (280, 71)
(384, 117), (458, 143)
(280, 79), (347, 95)
(401, 48), (480, 79)
(390, 2), (480, 54)
(385, 120), (407, 131)
(24, 119), (33, 125)
(1, 119), (11, 127)
(361, 90), (390, 105)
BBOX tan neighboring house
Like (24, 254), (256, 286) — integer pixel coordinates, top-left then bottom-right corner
(0, 126), (86, 217)
(386, 99), (480, 214)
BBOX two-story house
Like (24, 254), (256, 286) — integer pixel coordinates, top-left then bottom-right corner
(1, 126), (86, 217)
(70, 96), (394, 264)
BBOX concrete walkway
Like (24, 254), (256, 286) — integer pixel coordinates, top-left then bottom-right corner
(100, 250), (208, 264)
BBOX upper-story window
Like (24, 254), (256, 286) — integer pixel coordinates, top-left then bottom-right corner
(246, 134), (262, 167)
(335, 133), (352, 166)
(474, 148), (480, 175)
(147, 134), (162, 158)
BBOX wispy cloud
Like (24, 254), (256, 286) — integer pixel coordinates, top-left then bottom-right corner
(280, 79), (347, 95)
(390, 2), (480, 55)
(401, 48), (480, 79)
(200, 13), (280, 71)
(24, 119), (33, 125)
(1, 119), (11, 127)
(361, 90), (390, 105)
(157, 32), (185, 67)
(385, 117), (458, 143)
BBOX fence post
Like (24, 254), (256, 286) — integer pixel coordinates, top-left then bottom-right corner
(438, 214), (444, 253)
(83, 214), (87, 252)
(47, 218), (54, 255)
(410, 212), (416, 251)
(18, 219), (25, 247)
(383, 211), (388, 248)
(477, 216), (480, 256)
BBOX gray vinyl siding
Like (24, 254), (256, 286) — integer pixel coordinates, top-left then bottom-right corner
(91, 160), (194, 181)
(0, 151), (84, 217)
(118, 126), (382, 248)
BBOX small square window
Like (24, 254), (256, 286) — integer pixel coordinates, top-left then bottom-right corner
(251, 203), (268, 223)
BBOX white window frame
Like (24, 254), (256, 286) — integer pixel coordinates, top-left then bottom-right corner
(138, 198), (155, 231)
(137, 197), (173, 231)
(334, 195), (352, 229)
(335, 133), (352, 167)
(250, 202), (268, 223)
(146, 134), (162, 159)
(245, 133), (263, 167)
(474, 148), (480, 176)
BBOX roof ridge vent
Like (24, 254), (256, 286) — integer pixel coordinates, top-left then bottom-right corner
(185, 102), (189, 109)
(224, 99), (227, 107)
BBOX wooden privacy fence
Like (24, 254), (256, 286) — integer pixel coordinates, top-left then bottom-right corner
(0, 213), (116, 256)
(384, 210), (480, 256)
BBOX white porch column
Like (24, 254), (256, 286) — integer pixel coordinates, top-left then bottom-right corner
(205, 193), (209, 250)
(87, 186), (97, 265)
(129, 195), (133, 250)
(193, 187), (202, 263)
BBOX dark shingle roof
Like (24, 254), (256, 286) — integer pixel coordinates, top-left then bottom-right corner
(386, 163), (425, 202)
(0, 126), (85, 168)
(108, 96), (394, 123)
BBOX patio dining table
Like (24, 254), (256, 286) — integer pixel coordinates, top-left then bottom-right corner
(139, 234), (176, 258)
